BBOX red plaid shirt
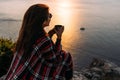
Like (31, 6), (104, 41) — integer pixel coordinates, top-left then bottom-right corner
(5, 34), (73, 80)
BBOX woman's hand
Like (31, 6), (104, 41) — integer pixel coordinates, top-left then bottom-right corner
(54, 26), (64, 39)
(48, 28), (55, 38)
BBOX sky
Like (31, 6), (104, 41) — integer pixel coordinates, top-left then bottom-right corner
(0, 0), (120, 20)
(0, 0), (49, 19)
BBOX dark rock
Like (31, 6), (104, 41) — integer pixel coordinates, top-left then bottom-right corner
(80, 27), (85, 30)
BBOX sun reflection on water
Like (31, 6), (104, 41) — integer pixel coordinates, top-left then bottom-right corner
(49, 0), (83, 51)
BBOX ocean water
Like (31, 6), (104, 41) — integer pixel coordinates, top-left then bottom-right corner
(0, 0), (120, 71)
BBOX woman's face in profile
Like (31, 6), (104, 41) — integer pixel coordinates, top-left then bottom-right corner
(43, 13), (52, 27)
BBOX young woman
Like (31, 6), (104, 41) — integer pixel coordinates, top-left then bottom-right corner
(5, 4), (73, 80)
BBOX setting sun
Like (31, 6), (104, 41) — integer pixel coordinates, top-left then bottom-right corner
(58, 1), (70, 8)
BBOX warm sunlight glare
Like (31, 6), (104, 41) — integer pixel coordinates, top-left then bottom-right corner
(50, 0), (83, 51)
(55, 1), (72, 15)
(58, 1), (70, 7)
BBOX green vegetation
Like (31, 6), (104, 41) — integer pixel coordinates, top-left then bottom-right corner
(0, 37), (15, 77)
(0, 37), (15, 55)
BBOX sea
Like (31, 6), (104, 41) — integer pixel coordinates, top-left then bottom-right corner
(0, 0), (120, 71)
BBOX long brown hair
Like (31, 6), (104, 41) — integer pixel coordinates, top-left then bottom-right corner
(16, 4), (49, 59)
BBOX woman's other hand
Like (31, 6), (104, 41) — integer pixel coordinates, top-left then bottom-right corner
(48, 28), (56, 38)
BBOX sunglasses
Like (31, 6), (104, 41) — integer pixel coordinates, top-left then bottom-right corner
(49, 13), (52, 18)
